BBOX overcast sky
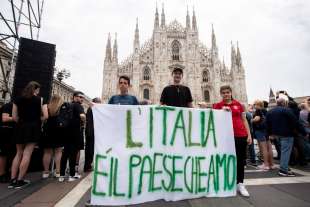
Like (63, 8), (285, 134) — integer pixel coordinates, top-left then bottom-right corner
(1, 0), (310, 103)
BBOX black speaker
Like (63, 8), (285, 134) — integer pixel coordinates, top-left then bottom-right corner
(12, 37), (56, 103)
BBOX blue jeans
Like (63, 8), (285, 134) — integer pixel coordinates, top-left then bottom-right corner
(280, 137), (294, 172)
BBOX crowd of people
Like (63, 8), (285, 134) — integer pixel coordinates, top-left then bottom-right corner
(0, 81), (100, 188)
(0, 67), (309, 199)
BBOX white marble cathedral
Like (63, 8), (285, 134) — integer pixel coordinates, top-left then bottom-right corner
(101, 6), (248, 105)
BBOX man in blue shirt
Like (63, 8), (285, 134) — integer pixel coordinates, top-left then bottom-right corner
(266, 95), (307, 177)
(108, 76), (139, 105)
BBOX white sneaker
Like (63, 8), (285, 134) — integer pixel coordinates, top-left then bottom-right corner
(68, 176), (77, 182)
(42, 172), (49, 179)
(74, 173), (81, 179)
(54, 172), (60, 178)
(237, 183), (250, 197)
(58, 176), (65, 182)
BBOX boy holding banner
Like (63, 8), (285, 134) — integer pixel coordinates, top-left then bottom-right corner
(160, 67), (193, 108)
(108, 76), (139, 105)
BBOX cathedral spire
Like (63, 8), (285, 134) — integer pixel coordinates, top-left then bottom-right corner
(113, 33), (118, 63)
(231, 41), (237, 69)
(236, 41), (243, 67)
(269, 87), (276, 104)
(105, 33), (112, 63)
(222, 56), (226, 69)
(186, 5), (191, 30)
(154, 3), (159, 29)
(134, 18), (140, 53)
(192, 6), (197, 31)
(269, 87), (275, 98)
(211, 24), (218, 57)
(161, 3), (165, 28)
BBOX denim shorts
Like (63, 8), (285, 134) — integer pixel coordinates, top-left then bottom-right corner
(254, 130), (268, 142)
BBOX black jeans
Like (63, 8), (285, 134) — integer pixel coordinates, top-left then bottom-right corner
(60, 144), (79, 177)
(84, 135), (94, 171)
(235, 137), (248, 184)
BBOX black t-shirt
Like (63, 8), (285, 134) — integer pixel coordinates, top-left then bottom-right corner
(160, 85), (193, 107)
(1, 102), (14, 128)
(69, 101), (85, 133)
(14, 96), (43, 124)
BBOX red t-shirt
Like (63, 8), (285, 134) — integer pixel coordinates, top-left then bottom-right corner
(213, 100), (248, 138)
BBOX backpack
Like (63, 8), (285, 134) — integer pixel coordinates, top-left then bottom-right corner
(56, 102), (73, 128)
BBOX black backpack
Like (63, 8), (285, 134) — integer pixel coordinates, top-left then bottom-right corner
(56, 102), (73, 128)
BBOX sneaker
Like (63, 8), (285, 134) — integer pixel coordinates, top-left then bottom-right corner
(74, 173), (81, 179)
(249, 162), (258, 167)
(237, 183), (250, 197)
(68, 176), (77, 182)
(58, 176), (65, 182)
(269, 165), (277, 170)
(8, 179), (17, 189)
(278, 170), (296, 177)
(42, 172), (49, 179)
(14, 180), (30, 189)
(258, 164), (270, 171)
(54, 172), (60, 178)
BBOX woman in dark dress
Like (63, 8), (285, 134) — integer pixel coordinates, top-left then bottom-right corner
(9, 81), (48, 189)
(42, 94), (64, 178)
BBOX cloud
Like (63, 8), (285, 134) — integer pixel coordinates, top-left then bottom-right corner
(2, 0), (309, 102)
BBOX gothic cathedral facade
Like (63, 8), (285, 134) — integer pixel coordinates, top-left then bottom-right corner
(102, 6), (248, 105)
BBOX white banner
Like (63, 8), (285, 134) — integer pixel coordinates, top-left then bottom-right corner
(91, 104), (236, 206)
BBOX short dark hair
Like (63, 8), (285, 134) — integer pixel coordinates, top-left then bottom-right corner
(92, 97), (101, 103)
(73, 91), (84, 98)
(172, 68), (183, 74)
(220, 85), (232, 93)
(119, 75), (130, 85)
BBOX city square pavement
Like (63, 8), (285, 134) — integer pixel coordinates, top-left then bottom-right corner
(1, 152), (310, 207)
(0, 147), (310, 207)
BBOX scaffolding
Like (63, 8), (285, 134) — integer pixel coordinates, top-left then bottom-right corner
(0, 0), (45, 102)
